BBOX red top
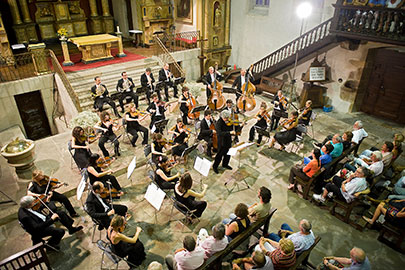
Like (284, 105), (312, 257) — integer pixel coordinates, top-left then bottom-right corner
(303, 159), (320, 178)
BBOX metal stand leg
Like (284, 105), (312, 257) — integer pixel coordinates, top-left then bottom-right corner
(0, 190), (17, 205)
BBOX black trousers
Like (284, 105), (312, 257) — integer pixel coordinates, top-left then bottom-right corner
(202, 137), (213, 155)
(46, 202), (75, 231)
(51, 191), (76, 216)
(145, 87), (161, 104)
(288, 166), (310, 184)
(94, 97), (119, 117)
(325, 176), (346, 201)
(119, 91), (138, 111)
(213, 146), (231, 169)
(127, 125), (148, 145)
(186, 198), (207, 218)
(99, 134), (119, 157)
(32, 226), (65, 247)
(162, 81), (178, 100)
(270, 115), (280, 131)
(180, 106), (189, 125)
(249, 125), (266, 144)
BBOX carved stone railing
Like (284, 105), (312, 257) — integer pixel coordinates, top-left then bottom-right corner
(330, 0), (405, 46)
(252, 18), (334, 80)
(154, 35), (186, 78)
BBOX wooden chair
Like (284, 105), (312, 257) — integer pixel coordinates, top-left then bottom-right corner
(0, 243), (51, 270)
(378, 221), (405, 254)
(290, 236), (321, 270)
(329, 188), (370, 230)
(293, 168), (325, 200)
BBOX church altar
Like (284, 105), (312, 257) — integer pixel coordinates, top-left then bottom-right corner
(69, 34), (119, 64)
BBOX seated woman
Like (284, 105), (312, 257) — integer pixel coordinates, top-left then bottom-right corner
(71, 126), (98, 169)
(223, 203), (250, 241)
(258, 237), (296, 270)
(288, 148), (321, 190)
(363, 199), (405, 229)
(96, 111), (120, 158)
(107, 215), (146, 268)
(169, 118), (189, 160)
(87, 153), (124, 196)
(298, 100), (312, 126)
(249, 102), (271, 145)
(268, 111), (299, 151)
(155, 156), (180, 190)
(151, 133), (171, 164)
(125, 103), (149, 147)
(174, 173), (208, 221)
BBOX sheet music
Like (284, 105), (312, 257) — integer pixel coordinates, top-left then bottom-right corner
(144, 183), (166, 211)
(194, 156), (212, 177)
(227, 142), (254, 156)
(127, 156), (136, 179)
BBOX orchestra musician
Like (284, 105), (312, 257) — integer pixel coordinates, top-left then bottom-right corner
(178, 86), (191, 125)
(198, 109), (216, 157)
(147, 93), (166, 133)
(268, 111), (299, 151)
(270, 90), (288, 131)
(18, 195), (83, 250)
(85, 181), (128, 229)
(169, 118), (190, 160)
(116, 71), (138, 112)
(203, 66), (223, 103)
(71, 126), (98, 169)
(96, 111), (121, 158)
(213, 110), (235, 174)
(155, 155), (180, 190)
(125, 103), (149, 147)
(223, 99), (241, 143)
(298, 100), (313, 126)
(232, 69), (253, 113)
(141, 67), (158, 104)
(158, 63), (178, 101)
(27, 170), (78, 218)
(91, 76), (120, 117)
(249, 102), (271, 146)
(151, 133), (171, 164)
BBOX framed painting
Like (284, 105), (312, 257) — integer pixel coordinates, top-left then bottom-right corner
(176, 0), (193, 24)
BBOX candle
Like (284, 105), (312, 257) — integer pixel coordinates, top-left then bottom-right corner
(117, 26), (120, 32)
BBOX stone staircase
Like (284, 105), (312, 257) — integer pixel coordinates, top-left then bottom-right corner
(66, 57), (162, 111)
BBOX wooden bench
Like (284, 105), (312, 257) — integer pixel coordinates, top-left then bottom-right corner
(196, 208), (277, 270)
(293, 168), (325, 200)
(256, 76), (283, 96)
(0, 243), (51, 270)
(290, 236), (321, 270)
(378, 221), (405, 254)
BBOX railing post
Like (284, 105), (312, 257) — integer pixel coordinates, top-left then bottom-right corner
(28, 43), (50, 75)
(330, 0), (343, 32)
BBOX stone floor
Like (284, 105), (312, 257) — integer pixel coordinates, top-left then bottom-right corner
(0, 91), (404, 270)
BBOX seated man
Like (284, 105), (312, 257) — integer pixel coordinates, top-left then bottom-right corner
(313, 167), (370, 203)
(348, 150), (384, 177)
(322, 247), (371, 270)
(388, 170), (405, 200)
(85, 181), (128, 229)
(232, 250), (274, 270)
(359, 141), (394, 167)
(257, 237), (296, 270)
(18, 196), (83, 250)
(257, 219), (315, 254)
(197, 223), (228, 259)
(304, 144), (334, 167)
(315, 131), (353, 152)
(351, 120), (368, 145)
(165, 235), (205, 270)
(363, 199), (405, 229)
(248, 186), (272, 222)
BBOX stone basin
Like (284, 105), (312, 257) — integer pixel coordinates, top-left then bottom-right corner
(1, 138), (36, 173)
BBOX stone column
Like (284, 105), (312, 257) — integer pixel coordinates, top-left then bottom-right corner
(28, 43), (50, 75)
(116, 32), (126, 57)
(224, 0), (230, 46)
(101, 0), (111, 16)
(89, 0), (99, 17)
(18, 0), (32, 23)
(7, 0), (22, 24)
(60, 39), (74, 66)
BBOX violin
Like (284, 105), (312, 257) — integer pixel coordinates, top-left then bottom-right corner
(99, 187), (121, 199)
(259, 109), (271, 122)
(31, 194), (48, 211)
(160, 138), (174, 146)
(38, 176), (68, 189)
(276, 117), (296, 131)
(97, 156), (114, 168)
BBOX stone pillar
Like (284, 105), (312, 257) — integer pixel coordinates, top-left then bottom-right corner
(60, 39), (74, 66)
(18, 0), (32, 23)
(116, 32), (126, 58)
(7, 0), (22, 24)
(224, 0), (230, 46)
(101, 0), (111, 16)
(89, 0), (99, 17)
(28, 43), (50, 75)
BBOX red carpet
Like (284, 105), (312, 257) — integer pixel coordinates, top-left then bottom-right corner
(57, 48), (146, 73)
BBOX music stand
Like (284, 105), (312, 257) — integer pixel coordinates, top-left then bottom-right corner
(155, 119), (169, 133)
(222, 87), (236, 94)
(273, 109), (288, 119)
(255, 126), (271, 144)
(174, 77), (185, 85)
(191, 105), (208, 114)
(156, 81), (165, 90)
(136, 87), (145, 94)
(181, 144), (198, 163)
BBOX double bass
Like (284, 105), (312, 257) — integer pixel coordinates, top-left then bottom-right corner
(208, 63), (226, 111)
(186, 92), (200, 120)
(237, 65), (256, 112)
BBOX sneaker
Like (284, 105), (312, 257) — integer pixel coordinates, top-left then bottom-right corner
(327, 192), (333, 198)
(69, 225), (83, 235)
(312, 194), (326, 203)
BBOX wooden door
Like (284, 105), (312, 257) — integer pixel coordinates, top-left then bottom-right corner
(361, 49), (405, 124)
(14, 91), (51, 140)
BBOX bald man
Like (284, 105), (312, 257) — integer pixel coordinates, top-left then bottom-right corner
(323, 247), (371, 270)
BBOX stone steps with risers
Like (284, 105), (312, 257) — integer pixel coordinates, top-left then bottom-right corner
(66, 57), (163, 111)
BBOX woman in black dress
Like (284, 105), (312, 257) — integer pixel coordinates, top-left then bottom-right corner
(97, 111), (120, 158)
(178, 86), (190, 125)
(169, 118), (189, 160)
(174, 173), (208, 221)
(87, 153), (123, 196)
(268, 111), (299, 151)
(107, 215), (146, 268)
(125, 103), (149, 147)
(151, 133), (171, 164)
(249, 102), (270, 144)
(71, 126), (97, 169)
(155, 155), (180, 190)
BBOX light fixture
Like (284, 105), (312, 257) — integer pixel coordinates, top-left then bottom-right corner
(296, 2), (312, 19)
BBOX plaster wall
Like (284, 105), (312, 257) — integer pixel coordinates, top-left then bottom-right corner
(166, 48), (201, 81)
(0, 74), (56, 138)
(229, 0), (336, 69)
(112, 0), (130, 38)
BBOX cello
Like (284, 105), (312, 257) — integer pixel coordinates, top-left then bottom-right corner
(186, 91), (200, 120)
(237, 65), (256, 112)
(208, 63), (226, 111)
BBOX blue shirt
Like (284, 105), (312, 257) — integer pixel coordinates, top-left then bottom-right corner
(322, 141), (343, 158)
(304, 154), (332, 167)
(343, 256), (371, 270)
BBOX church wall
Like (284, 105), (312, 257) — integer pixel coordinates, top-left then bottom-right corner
(274, 41), (398, 113)
(169, 48), (200, 81)
(112, 0), (130, 38)
(0, 75), (56, 138)
(174, 0), (198, 32)
(228, 0), (336, 69)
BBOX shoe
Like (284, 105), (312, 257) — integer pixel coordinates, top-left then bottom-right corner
(46, 244), (60, 252)
(69, 226), (83, 235)
(312, 194), (325, 203)
(287, 184), (295, 190)
(223, 165), (233, 170)
(213, 167), (219, 174)
(70, 212), (79, 218)
(327, 192), (333, 198)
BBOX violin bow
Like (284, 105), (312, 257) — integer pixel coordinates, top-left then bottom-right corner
(37, 196), (55, 215)
(43, 169), (55, 196)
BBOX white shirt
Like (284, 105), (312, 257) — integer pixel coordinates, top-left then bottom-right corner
(174, 246), (205, 270)
(154, 102), (161, 116)
(146, 74), (152, 85)
(95, 193), (109, 212)
(210, 73), (215, 83)
(241, 75), (246, 86)
(205, 118), (211, 127)
(382, 151), (393, 167)
(165, 69), (170, 80)
(352, 128), (368, 144)
(369, 160), (384, 176)
(28, 209), (46, 222)
(341, 177), (368, 202)
(200, 236), (228, 259)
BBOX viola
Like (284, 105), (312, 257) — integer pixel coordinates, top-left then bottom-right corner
(38, 176), (68, 189)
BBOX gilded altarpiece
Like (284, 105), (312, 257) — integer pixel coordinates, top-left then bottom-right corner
(202, 0), (231, 70)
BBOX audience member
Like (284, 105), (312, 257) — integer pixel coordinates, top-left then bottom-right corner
(165, 235), (205, 270)
(321, 247), (370, 270)
(388, 171), (405, 200)
(393, 133), (404, 160)
(363, 199), (405, 228)
(359, 141), (394, 167)
(288, 149), (321, 190)
(232, 250), (274, 270)
(197, 223), (228, 259)
(223, 203), (251, 241)
(248, 186), (272, 222)
(347, 150), (383, 176)
(148, 261), (163, 270)
(258, 237), (296, 270)
(304, 144), (334, 167)
(342, 131), (354, 151)
(351, 120), (368, 145)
